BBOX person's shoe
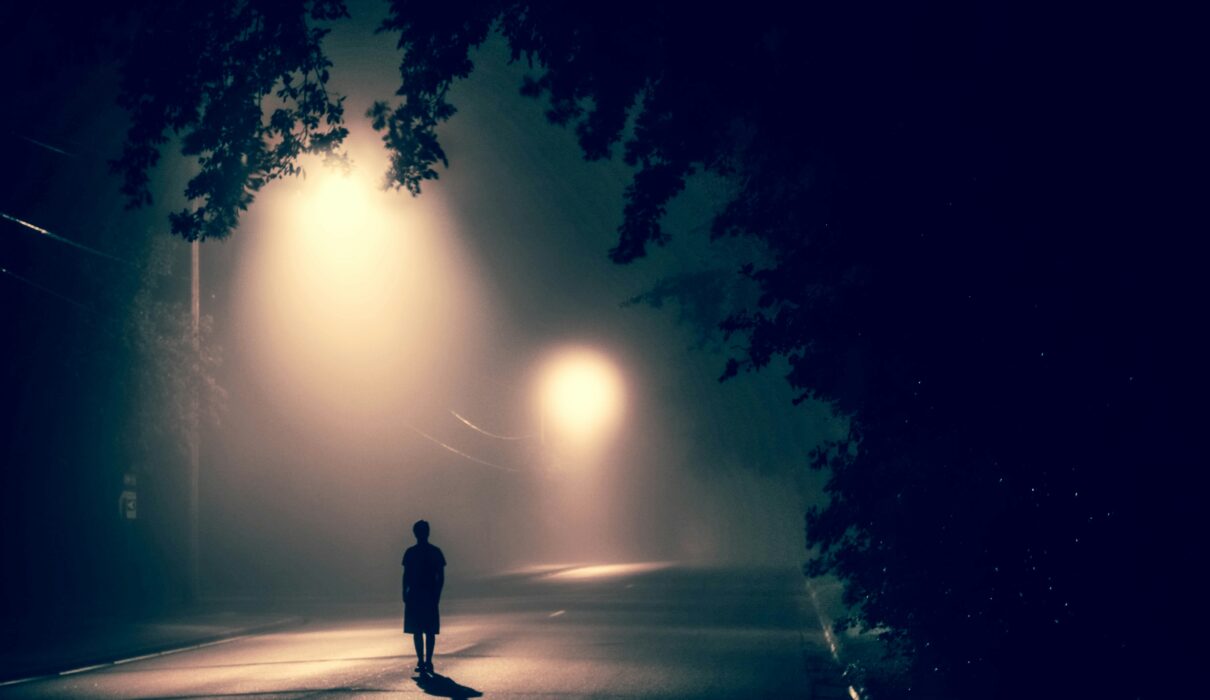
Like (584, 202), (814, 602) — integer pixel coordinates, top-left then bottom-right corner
(414, 662), (426, 674)
(424, 661), (434, 674)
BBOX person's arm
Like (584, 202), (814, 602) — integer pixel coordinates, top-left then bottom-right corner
(435, 566), (444, 603)
(402, 553), (411, 602)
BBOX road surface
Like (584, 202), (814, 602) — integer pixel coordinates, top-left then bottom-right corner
(0, 564), (848, 699)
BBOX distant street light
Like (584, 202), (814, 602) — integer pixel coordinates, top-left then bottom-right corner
(536, 346), (625, 450)
(440, 346), (627, 473)
(531, 346), (627, 560)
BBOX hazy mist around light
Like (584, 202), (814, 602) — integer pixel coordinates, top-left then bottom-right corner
(149, 5), (840, 601)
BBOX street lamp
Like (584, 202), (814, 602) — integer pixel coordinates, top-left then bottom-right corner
(188, 238), (200, 601)
(536, 346), (625, 452)
(237, 153), (451, 420)
(450, 345), (627, 471)
(531, 346), (627, 561)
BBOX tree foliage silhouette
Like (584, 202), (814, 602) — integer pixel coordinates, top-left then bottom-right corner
(371, 6), (1195, 697)
(373, 5), (1196, 699)
(110, 0), (350, 241)
(100, 2), (1194, 698)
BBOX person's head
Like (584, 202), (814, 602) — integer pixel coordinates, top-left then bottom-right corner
(412, 519), (430, 543)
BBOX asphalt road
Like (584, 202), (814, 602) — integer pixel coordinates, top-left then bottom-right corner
(0, 564), (847, 699)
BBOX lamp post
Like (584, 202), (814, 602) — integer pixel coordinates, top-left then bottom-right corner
(187, 238), (200, 601)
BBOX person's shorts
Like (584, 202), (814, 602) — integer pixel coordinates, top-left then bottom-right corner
(404, 598), (440, 634)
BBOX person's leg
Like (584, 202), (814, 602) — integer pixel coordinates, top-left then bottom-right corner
(424, 632), (435, 669)
(412, 633), (424, 668)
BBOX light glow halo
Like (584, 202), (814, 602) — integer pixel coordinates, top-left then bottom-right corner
(537, 346), (625, 444)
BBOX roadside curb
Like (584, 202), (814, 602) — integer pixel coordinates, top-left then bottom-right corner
(0, 616), (307, 687)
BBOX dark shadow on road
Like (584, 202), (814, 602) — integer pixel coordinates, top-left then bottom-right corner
(415, 672), (483, 698)
(142, 691), (395, 698)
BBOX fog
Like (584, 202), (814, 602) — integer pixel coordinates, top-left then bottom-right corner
(144, 7), (839, 601)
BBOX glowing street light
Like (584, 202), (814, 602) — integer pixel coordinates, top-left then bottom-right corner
(237, 148), (483, 422)
(536, 346), (625, 448)
(532, 346), (626, 560)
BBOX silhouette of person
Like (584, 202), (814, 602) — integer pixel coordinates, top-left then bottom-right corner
(403, 519), (445, 675)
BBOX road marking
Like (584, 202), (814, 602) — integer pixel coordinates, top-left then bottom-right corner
(111, 635), (248, 665)
(548, 610), (566, 618)
(58, 664), (108, 676)
(0, 632), (258, 686)
(0, 677), (45, 687)
(113, 652), (166, 665)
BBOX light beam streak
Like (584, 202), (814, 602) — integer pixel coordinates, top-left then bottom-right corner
(401, 421), (519, 473)
(9, 130), (75, 156)
(805, 578), (864, 700)
(450, 409), (535, 440)
(1, 265), (125, 342)
(1, 265), (93, 312)
(1, 211), (133, 265)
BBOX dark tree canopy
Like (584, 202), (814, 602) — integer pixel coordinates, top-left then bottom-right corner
(377, 4), (1200, 699)
(372, 7), (1197, 698)
(98, 2), (1197, 698)
(111, 0), (350, 241)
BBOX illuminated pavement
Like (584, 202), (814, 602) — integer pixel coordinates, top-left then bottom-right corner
(0, 565), (846, 699)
